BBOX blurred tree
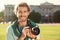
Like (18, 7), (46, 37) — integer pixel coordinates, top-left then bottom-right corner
(12, 12), (17, 22)
(28, 10), (41, 23)
(53, 10), (60, 23)
(0, 11), (4, 22)
(0, 11), (4, 18)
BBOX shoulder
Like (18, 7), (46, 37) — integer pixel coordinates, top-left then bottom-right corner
(6, 21), (16, 33)
(28, 19), (39, 27)
(6, 24), (13, 34)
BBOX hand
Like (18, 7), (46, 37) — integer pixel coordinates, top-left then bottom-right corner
(19, 27), (29, 40)
(26, 26), (36, 39)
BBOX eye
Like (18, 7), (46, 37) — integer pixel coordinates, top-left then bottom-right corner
(24, 11), (26, 13)
(18, 11), (22, 13)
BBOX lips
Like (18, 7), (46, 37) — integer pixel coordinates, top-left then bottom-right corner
(18, 17), (26, 22)
(19, 17), (25, 19)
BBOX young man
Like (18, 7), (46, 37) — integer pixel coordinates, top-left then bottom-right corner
(6, 2), (40, 40)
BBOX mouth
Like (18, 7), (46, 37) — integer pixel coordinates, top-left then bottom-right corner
(19, 17), (24, 19)
(18, 17), (27, 22)
(19, 16), (26, 19)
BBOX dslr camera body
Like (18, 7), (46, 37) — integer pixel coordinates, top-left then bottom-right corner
(28, 20), (40, 35)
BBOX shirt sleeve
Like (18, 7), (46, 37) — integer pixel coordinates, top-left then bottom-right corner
(6, 26), (15, 40)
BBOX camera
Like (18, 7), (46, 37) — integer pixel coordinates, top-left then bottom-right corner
(30, 26), (40, 35)
(28, 22), (40, 35)
(27, 19), (40, 35)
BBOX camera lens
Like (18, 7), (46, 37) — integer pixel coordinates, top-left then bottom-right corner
(31, 27), (40, 35)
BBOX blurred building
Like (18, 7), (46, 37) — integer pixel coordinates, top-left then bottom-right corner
(30, 2), (60, 16)
(30, 2), (60, 23)
(4, 2), (60, 23)
(4, 5), (14, 22)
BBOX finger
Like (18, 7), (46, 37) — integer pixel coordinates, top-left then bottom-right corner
(23, 27), (29, 30)
(26, 29), (29, 31)
(22, 27), (29, 33)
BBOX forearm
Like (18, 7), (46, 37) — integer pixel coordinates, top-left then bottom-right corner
(18, 34), (25, 40)
(18, 37), (24, 40)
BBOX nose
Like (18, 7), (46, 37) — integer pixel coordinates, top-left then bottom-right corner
(20, 12), (24, 17)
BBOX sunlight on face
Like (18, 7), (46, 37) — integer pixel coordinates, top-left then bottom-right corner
(16, 7), (29, 22)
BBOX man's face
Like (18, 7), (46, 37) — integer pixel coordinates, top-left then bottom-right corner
(16, 7), (29, 22)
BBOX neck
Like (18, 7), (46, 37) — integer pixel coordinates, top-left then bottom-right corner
(18, 20), (27, 27)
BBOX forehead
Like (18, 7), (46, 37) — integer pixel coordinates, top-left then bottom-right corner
(18, 6), (28, 11)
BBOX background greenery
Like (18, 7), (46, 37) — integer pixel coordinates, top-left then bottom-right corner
(0, 23), (60, 40)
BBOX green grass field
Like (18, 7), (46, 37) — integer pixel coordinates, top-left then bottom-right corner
(38, 24), (60, 40)
(0, 23), (60, 40)
(0, 23), (10, 40)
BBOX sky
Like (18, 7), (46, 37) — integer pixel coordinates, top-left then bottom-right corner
(0, 0), (60, 12)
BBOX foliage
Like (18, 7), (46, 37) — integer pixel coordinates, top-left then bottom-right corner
(28, 10), (41, 23)
(53, 11), (60, 23)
